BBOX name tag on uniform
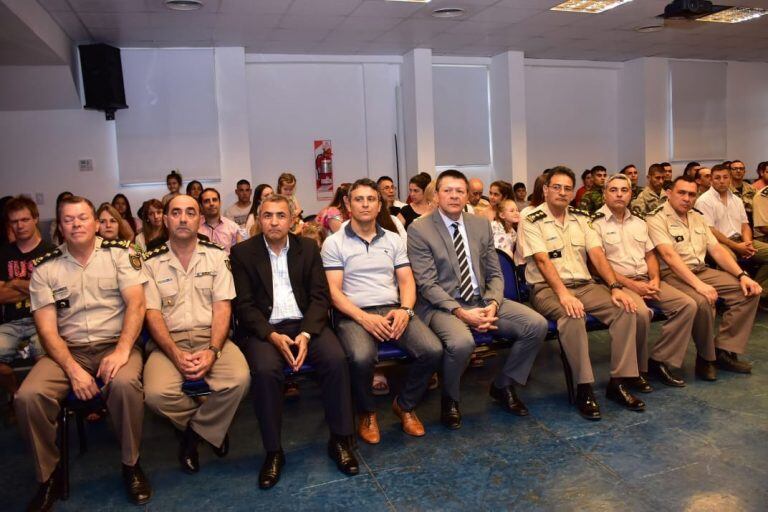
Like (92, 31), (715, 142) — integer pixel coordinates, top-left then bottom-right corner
(52, 286), (68, 299)
(548, 250), (562, 259)
(194, 271), (217, 277)
(157, 277), (174, 285)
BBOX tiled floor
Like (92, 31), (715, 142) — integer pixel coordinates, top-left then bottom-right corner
(2, 316), (767, 511)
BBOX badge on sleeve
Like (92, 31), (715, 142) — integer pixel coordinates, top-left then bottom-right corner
(129, 253), (142, 270)
(674, 235), (684, 242)
(55, 299), (70, 310)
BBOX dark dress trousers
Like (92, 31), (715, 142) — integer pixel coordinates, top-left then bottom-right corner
(230, 233), (353, 452)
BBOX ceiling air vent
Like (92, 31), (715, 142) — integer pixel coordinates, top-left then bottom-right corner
(432, 7), (466, 19)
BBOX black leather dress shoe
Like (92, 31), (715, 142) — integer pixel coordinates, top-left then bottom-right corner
(627, 374), (653, 393)
(122, 462), (152, 505)
(606, 379), (645, 411)
(575, 384), (601, 421)
(648, 359), (685, 387)
(440, 397), (462, 430)
(715, 349), (753, 374)
(212, 434), (229, 458)
(27, 468), (63, 512)
(327, 434), (359, 476)
(259, 451), (285, 490)
(695, 355), (717, 381)
(179, 426), (200, 474)
(489, 384), (529, 416)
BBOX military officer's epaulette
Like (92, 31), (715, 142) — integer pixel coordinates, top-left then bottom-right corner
(101, 239), (130, 249)
(567, 206), (591, 217)
(142, 244), (169, 261)
(526, 209), (547, 223)
(591, 211), (605, 220)
(646, 204), (664, 217)
(761, 187), (768, 198)
(691, 207), (704, 215)
(631, 209), (646, 220)
(199, 239), (226, 251)
(32, 248), (62, 267)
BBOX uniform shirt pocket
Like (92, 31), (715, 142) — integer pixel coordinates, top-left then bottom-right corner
(98, 277), (120, 296)
(603, 231), (621, 245)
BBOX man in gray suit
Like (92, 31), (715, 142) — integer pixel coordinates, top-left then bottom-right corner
(407, 170), (548, 429)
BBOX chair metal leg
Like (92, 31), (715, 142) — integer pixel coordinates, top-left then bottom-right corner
(557, 335), (576, 405)
(59, 407), (70, 500)
(75, 411), (87, 454)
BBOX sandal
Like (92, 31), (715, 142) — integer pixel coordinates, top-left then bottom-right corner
(372, 372), (390, 396)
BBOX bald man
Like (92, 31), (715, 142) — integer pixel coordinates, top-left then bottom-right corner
(468, 178), (490, 209)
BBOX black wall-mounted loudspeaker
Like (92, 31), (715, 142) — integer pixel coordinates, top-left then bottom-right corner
(78, 43), (128, 120)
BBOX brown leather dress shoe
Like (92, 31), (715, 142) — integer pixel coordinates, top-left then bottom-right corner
(392, 397), (425, 437)
(357, 412), (380, 444)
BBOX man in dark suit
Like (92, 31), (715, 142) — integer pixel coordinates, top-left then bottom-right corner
(408, 170), (548, 429)
(230, 194), (357, 490)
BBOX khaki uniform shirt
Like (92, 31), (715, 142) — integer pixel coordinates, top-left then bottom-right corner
(631, 186), (666, 216)
(522, 204), (601, 285)
(591, 205), (654, 279)
(29, 237), (146, 345)
(142, 240), (235, 333)
(752, 187), (768, 238)
(646, 202), (718, 270)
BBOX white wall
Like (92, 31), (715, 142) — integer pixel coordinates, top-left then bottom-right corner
(0, 47), (251, 220)
(245, 56), (401, 216)
(727, 61), (768, 177)
(524, 60), (620, 187)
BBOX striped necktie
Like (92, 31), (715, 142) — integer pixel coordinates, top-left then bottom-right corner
(451, 222), (475, 302)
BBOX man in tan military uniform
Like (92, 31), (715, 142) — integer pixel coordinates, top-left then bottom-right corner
(15, 196), (151, 511)
(752, 186), (768, 241)
(729, 160), (755, 222)
(631, 163), (667, 216)
(143, 195), (249, 474)
(592, 175), (696, 389)
(647, 176), (761, 381)
(523, 166), (644, 421)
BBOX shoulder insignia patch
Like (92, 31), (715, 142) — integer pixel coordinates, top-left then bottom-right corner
(32, 248), (62, 267)
(761, 187), (768, 198)
(129, 253), (142, 270)
(647, 204), (664, 217)
(142, 244), (169, 261)
(101, 239), (130, 249)
(525, 209), (547, 223)
(568, 206), (591, 217)
(199, 239), (226, 251)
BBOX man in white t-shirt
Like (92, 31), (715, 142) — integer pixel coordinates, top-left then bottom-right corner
(224, 180), (252, 237)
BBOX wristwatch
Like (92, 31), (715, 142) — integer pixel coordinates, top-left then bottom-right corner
(608, 282), (624, 290)
(399, 307), (415, 319)
(736, 270), (750, 280)
(299, 331), (312, 342)
(207, 345), (222, 360)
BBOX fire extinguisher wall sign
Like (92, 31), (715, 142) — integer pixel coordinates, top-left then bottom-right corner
(314, 140), (334, 201)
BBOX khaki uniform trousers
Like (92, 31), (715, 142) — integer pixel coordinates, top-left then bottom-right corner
(623, 281), (697, 371)
(143, 329), (249, 448)
(14, 340), (144, 482)
(531, 282), (639, 384)
(661, 267), (758, 360)
(722, 238), (768, 298)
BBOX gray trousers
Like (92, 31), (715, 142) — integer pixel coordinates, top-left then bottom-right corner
(429, 298), (548, 402)
(336, 305), (442, 412)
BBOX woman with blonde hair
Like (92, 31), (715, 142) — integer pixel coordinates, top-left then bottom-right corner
(97, 203), (135, 242)
(491, 198), (520, 257)
(135, 199), (166, 252)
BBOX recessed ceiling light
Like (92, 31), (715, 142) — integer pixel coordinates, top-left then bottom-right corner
(698, 6), (767, 23)
(165, 0), (204, 11)
(551, 0), (633, 14)
(635, 24), (664, 33)
(432, 7), (465, 19)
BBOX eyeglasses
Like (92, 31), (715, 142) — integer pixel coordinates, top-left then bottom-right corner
(547, 184), (574, 193)
(731, 167), (745, 171)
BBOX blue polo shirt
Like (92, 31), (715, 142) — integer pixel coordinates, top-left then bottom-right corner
(321, 222), (410, 308)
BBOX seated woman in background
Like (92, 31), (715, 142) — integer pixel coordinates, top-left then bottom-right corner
(277, 172), (303, 220)
(186, 179), (203, 201)
(752, 161), (768, 191)
(111, 193), (141, 235)
(162, 170), (182, 204)
(488, 180), (513, 214)
(398, 172), (433, 230)
(97, 203), (135, 242)
(491, 198), (520, 258)
(135, 199), (166, 252)
(316, 183), (351, 235)
(49, 191), (73, 245)
(245, 183), (274, 238)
